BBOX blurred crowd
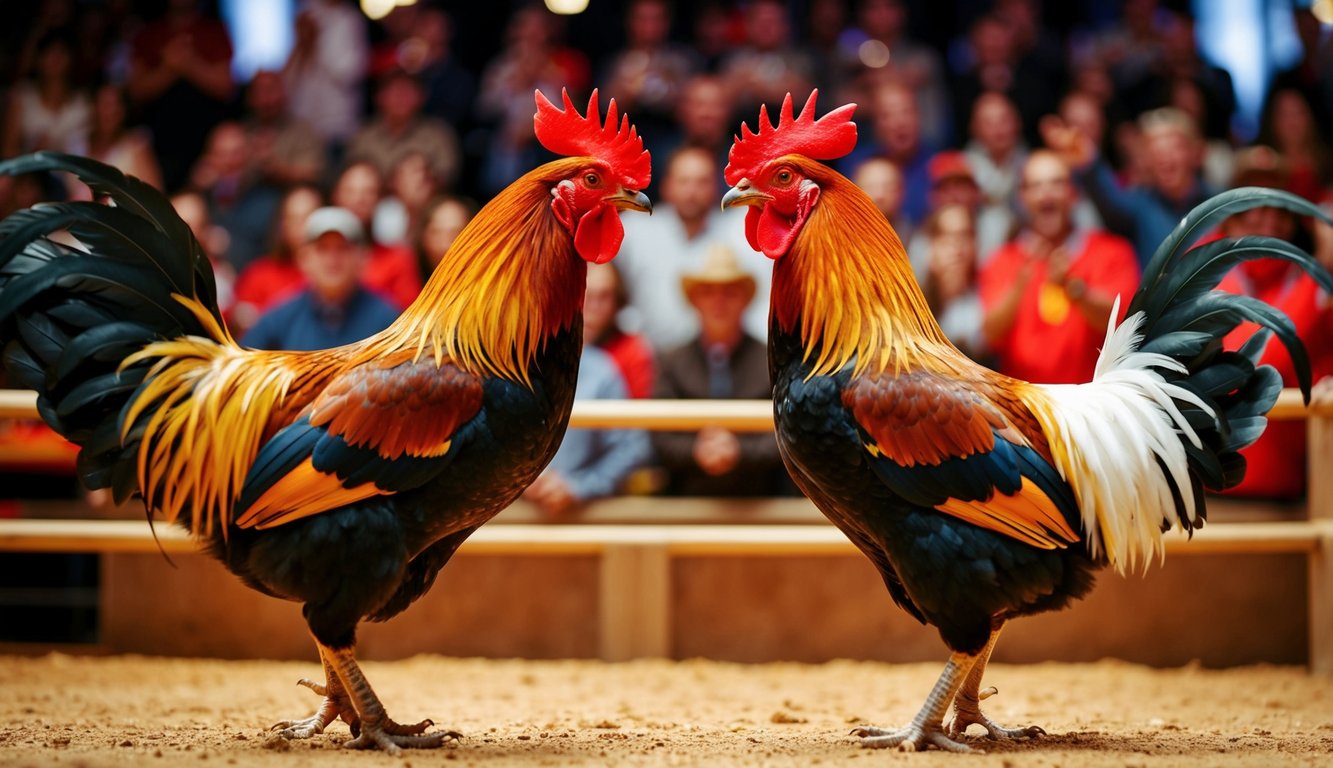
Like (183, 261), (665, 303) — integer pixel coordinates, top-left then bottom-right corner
(1, 0), (1332, 509)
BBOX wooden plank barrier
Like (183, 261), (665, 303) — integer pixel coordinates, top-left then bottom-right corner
(1, 388), (1332, 668)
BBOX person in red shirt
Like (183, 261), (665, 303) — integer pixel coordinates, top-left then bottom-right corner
(1216, 146), (1333, 499)
(584, 262), (655, 399)
(330, 161), (422, 309)
(231, 184), (323, 336)
(980, 149), (1139, 383)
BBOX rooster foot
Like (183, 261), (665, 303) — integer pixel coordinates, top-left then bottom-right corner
(851, 724), (978, 753)
(343, 716), (462, 754)
(946, 686), (1045, 741)
(271, 677), (360, 739)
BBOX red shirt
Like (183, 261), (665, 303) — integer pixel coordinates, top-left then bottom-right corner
(979, 230), (1140, 384)
(365, 244), (423, 310)
(233, 256), (305, 316)
(1218, 261), (1333, 499)
(598, 330), (656, 399)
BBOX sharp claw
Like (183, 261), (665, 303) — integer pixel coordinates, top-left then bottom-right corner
(855, 724), (977, 753)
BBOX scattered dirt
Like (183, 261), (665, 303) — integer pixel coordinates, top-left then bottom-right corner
(2, 653), (1331, 766)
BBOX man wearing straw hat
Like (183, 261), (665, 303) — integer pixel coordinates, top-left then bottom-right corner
(650, 245), (790, 497)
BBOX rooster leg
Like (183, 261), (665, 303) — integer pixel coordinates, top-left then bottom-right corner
(271, 646), (362, 739)
(946, 625), (1045, 742)
(321, 643), (461, 754)
(852, 651), (980, 753)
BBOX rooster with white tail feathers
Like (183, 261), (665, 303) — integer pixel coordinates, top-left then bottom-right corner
(719, 91), (1333, 752)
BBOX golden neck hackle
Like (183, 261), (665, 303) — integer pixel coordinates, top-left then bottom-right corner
(770, 161), (953, 378)
(369, 159), (587, 386)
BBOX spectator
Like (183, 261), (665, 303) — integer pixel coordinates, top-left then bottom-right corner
(601, 0), (698, 142)
(373, 151), (441, 248)
(665, 74), (737, 189)
(840, 0), (952, 143)
(652, 246), (789, 497)
(1216, 146), (1333, 499)
(979, 150), (1138, 384)
(585, 262), (655, 400)
(1123, 12), (1234, 143)
(804, 0), (850, 97)
(839, 80), (933, 225)
(921, 204), (989, 363)
(1258, 87), (1330, 203)
(1091, 0), (1167, 100)
(905, 151), (1013, 282)
(720, 0), (814, 121)
(851, 155), (912, 243)
(615, 146), (768, 351)
(475, 5), (589, 197)
(1266, 7), (1333, 131)
(241, 69), (326, 188)
(231, 183), (324, 336)
(346, 69), (460, 192)
(283, 0), (369, 150)
(522, 273), (653, 518)
(188, 121), (282, 273)
(407, 7), (477, 132)
(963, 92), (1027, 221)
(1167, 77), (1235, 192)
(415, 194), (475, 278)
(949, 13), (1060, 148)
(243, 206), (399, 351)
(3, 31), (91, 160)
(522, 345), (652, 519)
(1048, 106), (1216, 267)
(1055, 90), (1110, 172)
(170, 190), (235, 318)
(688, 1), (742, 73)
(66, 82), (163, 193)
(330, 161), (422, 309)
(127, 0), (235, 193)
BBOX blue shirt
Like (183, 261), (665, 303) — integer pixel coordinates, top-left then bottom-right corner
(1077, 160), (1215, 268)
(544, 346), (651, 502)
(242, 286), (399, 351)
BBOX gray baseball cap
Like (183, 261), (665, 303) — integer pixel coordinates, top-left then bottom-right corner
(304, 206), (366, 244)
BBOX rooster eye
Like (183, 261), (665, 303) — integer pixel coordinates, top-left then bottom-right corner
(583, 172), (601, 187)
(774, 169), (794, 185)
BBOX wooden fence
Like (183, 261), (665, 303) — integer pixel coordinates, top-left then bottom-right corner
(0, 388), (1330, 671)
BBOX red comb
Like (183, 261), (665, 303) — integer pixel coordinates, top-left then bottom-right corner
(534, 88), (651, 190)
(724, 91), (857, 186)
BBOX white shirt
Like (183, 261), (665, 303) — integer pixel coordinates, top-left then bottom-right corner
(615, 205), (771, 352)
(284, 0), (368, 143)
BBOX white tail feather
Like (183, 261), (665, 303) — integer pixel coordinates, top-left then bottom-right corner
(1028, 297), (1215, 575)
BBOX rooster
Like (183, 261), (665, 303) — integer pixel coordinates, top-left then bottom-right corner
(0, 89), (651, 753)
(720, 92), (1333, 752)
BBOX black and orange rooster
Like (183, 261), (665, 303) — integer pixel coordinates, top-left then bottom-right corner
(721, 92), (1333, 752)
(0, 90), (650, 752)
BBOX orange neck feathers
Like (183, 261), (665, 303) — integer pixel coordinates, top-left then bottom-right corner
(373, 158), (587, 385)
(770, 163), (952, 377)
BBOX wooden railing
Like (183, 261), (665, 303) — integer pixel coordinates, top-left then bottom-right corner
(1, 388), (1331, 671)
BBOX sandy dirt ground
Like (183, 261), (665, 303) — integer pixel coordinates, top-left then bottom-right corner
(1, 653), (1331, 767)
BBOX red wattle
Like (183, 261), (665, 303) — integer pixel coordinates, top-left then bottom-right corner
(745, 207), (762, 255)
(574, 205), (624, 264)
(755, 205), (798, 260)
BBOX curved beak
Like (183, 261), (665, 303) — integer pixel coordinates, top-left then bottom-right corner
(721, 179), (772, 210)
(609, 188), (652, 215)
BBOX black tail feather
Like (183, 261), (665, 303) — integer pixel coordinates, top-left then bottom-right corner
(0, 153), (223, 494)
(1126, 186), (1333, 492)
